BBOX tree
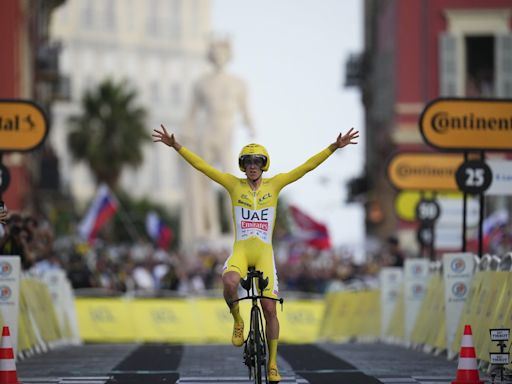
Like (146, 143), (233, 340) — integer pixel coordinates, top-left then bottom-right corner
(68, 79), (149, 190)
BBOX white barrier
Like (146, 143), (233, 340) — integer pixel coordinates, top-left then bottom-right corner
(442, 253), (475, 359)
(0, 256), (21, 356)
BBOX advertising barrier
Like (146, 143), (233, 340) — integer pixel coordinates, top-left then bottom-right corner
(403, 259), (430, 343)
(10, 252), (512, 372)
(75, 297), (324, 344)
(0, 256), (20, 355)
(442, 253), (475, 359)
(379, 268), (403, 339)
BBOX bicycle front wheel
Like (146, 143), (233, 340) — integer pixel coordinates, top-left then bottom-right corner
(251, 306), (266, 384)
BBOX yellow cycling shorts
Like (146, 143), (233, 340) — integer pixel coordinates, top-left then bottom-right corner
(222, 238), (279, 299)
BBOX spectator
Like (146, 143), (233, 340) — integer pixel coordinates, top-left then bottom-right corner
(385, 236), (405, 268)
(0, 215), (36, 270)
(67, 253), (95, 289)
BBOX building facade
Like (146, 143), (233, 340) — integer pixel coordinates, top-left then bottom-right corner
(0, 0), (65, 212)
(49, 0), (210, 211)
(348, 0), (512, 255)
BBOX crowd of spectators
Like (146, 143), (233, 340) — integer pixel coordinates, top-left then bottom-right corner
(3, 208), (510, 297)
(0, 208), (384, 296)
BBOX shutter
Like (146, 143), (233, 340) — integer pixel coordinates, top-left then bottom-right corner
(495, 34), (512, 98)
(439, 33), (458, 96)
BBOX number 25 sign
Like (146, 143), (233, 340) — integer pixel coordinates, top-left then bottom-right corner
(455, 160), (492, 195)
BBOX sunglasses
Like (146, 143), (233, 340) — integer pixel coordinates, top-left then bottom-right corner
(241, 155), (266, 168)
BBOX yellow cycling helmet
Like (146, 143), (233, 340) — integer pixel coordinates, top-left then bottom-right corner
(238, 143), (270, 172)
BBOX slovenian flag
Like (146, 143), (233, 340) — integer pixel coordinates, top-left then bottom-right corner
(78, 184), (118, 243)
(146, 211), (173, 250)
(288, 204), (331, 250)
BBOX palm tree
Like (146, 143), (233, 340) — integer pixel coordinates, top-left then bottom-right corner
(67, 79), (149, 190)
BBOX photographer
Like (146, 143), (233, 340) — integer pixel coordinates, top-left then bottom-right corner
(0, 212), (36, 270)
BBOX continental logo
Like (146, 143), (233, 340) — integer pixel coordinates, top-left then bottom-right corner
(431, 112), (512, 133)
(0, 99), (49, 151)
(387, 152), (462, 191)
(420, 98), (512, 151)
(396, 164), (455, 177)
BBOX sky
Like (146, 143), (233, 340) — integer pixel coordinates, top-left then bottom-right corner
(211, 0), (365, 256)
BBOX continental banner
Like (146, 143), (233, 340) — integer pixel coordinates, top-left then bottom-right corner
(419, 98), (512, 151)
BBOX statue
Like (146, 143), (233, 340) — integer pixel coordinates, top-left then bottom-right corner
(181, 38), (255, 253)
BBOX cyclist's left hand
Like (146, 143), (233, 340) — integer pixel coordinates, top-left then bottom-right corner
(334, 128), (359, 149)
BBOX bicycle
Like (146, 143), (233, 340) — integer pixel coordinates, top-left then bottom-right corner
(230, 267), (284, 384)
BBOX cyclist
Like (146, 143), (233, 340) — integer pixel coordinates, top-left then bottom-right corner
(153, 125), (359, 382)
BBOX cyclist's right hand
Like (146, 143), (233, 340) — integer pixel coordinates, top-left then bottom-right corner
(152, 124), (182, 150)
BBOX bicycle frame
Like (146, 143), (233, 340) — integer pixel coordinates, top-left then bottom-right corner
(230, 268), (284, 384)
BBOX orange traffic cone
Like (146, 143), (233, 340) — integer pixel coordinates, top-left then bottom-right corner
(452, 325), (483, 384)
(0, 326), (19, 384)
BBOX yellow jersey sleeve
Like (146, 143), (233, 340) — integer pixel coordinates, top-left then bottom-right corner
(178, 146), (238, 190)
(272, 146), (335, 190)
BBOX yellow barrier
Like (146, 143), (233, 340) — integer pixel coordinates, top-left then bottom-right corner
(21, 279), (62, 343)
(386, 286), (405, 341)
(410, 274), (445, 350)
(317, 290), (379, 342)
(450, 270), (512, 368)
(75, 297), (324, 344)
(279, 299), (325, 343)
(15, 267), (512, 370)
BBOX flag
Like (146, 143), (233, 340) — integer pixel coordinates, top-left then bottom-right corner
(78, 184), (118, 243)
(482, 209), (509, 252)
(146, 211), (173, 250)
(288, 204), (331, 250)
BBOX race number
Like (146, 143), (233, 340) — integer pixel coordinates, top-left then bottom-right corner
(455, 160), (492, 194)
(415, 199), (440, 224)
(417, 224), (434, 247)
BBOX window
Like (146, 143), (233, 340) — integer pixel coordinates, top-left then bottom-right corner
(465, 36), (494, 97)
(440, 9), (512, 97)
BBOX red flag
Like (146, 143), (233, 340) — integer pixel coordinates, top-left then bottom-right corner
(288, 205), (331, 250)
(146, 212), (174, 250)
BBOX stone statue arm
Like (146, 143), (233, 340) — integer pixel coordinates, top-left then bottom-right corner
(238, 81), (256, 138)
(180, 86), (202, 146)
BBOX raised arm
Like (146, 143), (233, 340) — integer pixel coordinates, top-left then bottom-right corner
(274, 128), (359, 188)
(328, 128), (359, 152)
(152, 124), (183, 151)
(152, 124), (236, 188)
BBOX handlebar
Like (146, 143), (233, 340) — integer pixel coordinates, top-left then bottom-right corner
(230, 294), (284, 312)
(230, 267), (284, 311)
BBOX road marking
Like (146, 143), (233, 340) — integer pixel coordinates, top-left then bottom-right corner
(20, 377), (109, 384)
(177, 376), (301, 383)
